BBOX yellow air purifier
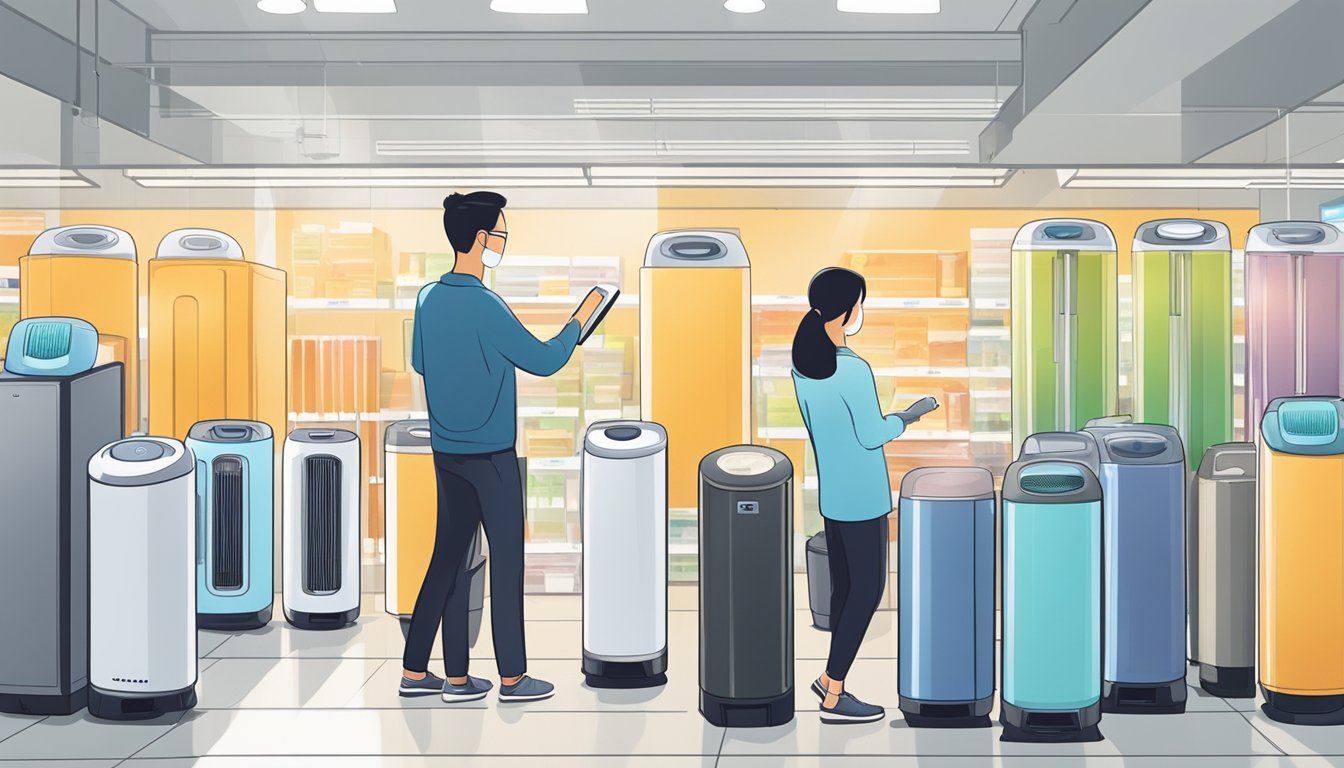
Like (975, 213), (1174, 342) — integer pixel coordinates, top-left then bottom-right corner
(21, 225), (139, 433)
(148, 229), (287, 442)
(641, 230), (750, 510)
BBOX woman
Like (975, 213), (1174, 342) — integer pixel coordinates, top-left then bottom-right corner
(792, 266), (933, 724)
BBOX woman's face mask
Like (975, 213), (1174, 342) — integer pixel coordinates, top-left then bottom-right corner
(843, 304), (864, 337)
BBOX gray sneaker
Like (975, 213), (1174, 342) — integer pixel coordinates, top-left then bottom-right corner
(442, 675), (493, 703)
(820, 691), (885, 724)
(399, 671), (446, 698)
(499, 675), (555, 703)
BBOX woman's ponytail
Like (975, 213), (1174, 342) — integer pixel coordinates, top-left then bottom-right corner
(791, 267), (867, 380)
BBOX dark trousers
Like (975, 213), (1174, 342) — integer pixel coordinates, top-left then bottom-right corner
(402, 449), (527, 678)
(825, 514), (888, 681)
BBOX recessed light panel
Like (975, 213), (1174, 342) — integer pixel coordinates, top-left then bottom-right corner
(838, 0), (940, 13)
(724, 0), (766, 13)
(313, 0), (397, 12)
(490, 0), (588, 14)
(257, 0), (307, 14)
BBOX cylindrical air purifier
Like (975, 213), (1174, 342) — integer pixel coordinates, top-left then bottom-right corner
(186, 420), (275, 630)
(581, 420), (669, 688)
(283, 428), (361, 630)
(87, 437), (198, 720)
(698, 445), (794, 728)
(22, 225), (140, 433)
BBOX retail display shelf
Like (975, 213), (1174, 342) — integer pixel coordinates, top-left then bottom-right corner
(969, 431), (1012, 443)
(519, 406), (580, 418)
(753, 295), (969, 310)
(0, 295), (17, 305)
(584, 409), (625, 424)
(289, 297), (399, 310)
(288, 410), (430, 423)
(528, 456), (581, 471)
(756, 426), (977, 441)
(973, 298), (1010, 310)
(525, 542), (582, 555)
(967, 327), (1010, 339)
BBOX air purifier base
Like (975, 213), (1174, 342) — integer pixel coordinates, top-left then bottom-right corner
(1199, 665), (1255, 699)
(1101, 678), (1187, 714)
(1000, 702), (1103, 743)
(583, 650), (668, 689)
(198, 603), (273, 631)
(0, 687), (87, 716)
(88, 685), (196, 721)
(700, 689), (794, 728)
(285, 606), (359, 630)
(1261, 689), (1344, 725)
(899, 695), (993, 728)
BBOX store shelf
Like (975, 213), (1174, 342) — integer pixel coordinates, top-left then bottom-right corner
(584, 409), (624, 423)
(968, 327), (1010, 339)
(0, 295), (17, 306)
(289, 410), (429, 423)
(528, 456), (581, 472)
(758, 427), (809, 440)
(519, 406), (580, 418)
(968, 367), (1012, 379)
(753, 295), (969, 310)
(970, 431), (1012, 443)
(525, 542), (582, 555)
(973, 298), (1010, 310)
(290, 297), (401, 311)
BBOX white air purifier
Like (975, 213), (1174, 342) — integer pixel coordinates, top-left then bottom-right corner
(87, 437), (198, 720)
(283, 428), (361, 630)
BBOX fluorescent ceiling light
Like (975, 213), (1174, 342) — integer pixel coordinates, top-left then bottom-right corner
(0, 169), (95, 188)
(313, 0), (396, 12)
(590, 166), (1011, 188)
(123, 167), (586, 188)
(724, 0), (766, 12)
(838, 0), (940, 13)
(257, 0), (307, 14)
(490, 0), (588, 14)
(376, 139), (972, 159)
(572, 97), (1001, 120)
(1058, 167), (1344, 189)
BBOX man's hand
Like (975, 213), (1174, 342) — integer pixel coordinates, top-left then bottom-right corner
(572, 290), (604, 328)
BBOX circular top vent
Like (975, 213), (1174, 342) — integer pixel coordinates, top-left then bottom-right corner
(1155, 221), (1207, 241)
(111, 440), (167, 462)
(715, 450), (776, 476)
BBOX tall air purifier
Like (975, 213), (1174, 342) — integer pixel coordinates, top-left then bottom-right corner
(1085, 423), (1186, 714)
(87, 437), (198, 720)
(699, 445), (793, 727)
(1259, 397), (1344, 724)
(897, 467), (995, 728)
(1132, 220), (1233, 465)
(149, 229), (287, 441)
(22, 225), (139, 433)
(1190, 442), (1257, 698)
(1244, 222), (1344, 431)
(384, 420), (485, 643)
(581, 421), (669, 688)
(1010, 219), (1118, 451)
(0, 318), (122, 715)
(283, 428), (361, 630)
(641, 231), (750, 511)
(186, 420), (275, 630)
(1000, 459), (1104, 743)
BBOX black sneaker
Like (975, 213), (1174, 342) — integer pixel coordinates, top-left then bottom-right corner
(820, 691), (885, 724)
(399, 671), (446, 698)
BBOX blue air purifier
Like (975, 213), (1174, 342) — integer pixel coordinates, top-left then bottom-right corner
(897, 466), (996, 728)
(3, 317), (99, 377)
(187, 420), (275, 630)
(1000, 459), (1104, 743)
(1084, 423), (1187, 715)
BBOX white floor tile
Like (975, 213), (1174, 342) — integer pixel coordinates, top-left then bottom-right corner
(1241, 707), (1344, 756)
(196, 658), (387, 710)
(0, 713), (44, 744)
(0, 710), (186, 760)
(137, 709), (724, 757)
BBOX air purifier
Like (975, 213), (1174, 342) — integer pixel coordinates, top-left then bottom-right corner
(897, 467), (995, 728)
(22, 225), (139, 433)
(581, 420), (669, 688)
(1259, 397), (1344, 724)
(1132, 220), (1233, 465)
(0, 319), (123, 715)
(186, 419), (275, 630)
(1084, 423), (1186, 714)
(1190, 442), (1256, 698)
(641, 230), (750, 510)
(699, 445), (793, 727)
(384, 420), (485, 643)
(1244, 222), (1344, 430)
(87, 437), (197, 720)
(283, 428), (361, 630)
(804, 531), (831, 630)
(1010, 219), (1118, 451)
(1000, 459), (1104, 743)
(149, 229), (287, 442)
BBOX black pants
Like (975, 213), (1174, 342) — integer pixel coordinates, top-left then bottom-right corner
(402, 449), (527, 678)
(825, 514), (888, 681)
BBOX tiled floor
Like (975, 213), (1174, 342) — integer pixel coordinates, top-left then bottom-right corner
(0, 575), (1338, 766)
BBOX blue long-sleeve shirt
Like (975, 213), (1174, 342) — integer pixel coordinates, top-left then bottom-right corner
(793, 348), (906, 522)
(413, 273), (581, 454)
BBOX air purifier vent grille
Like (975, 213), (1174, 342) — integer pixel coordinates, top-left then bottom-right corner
(1281, 407), (1337, 439)
(212, 457), (245, 591)
(1019, 473), (1084, 494)
(24, 322), (71, 360)
(303, 455), (342, 595)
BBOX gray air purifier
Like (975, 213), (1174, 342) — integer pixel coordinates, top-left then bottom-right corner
(698, 445), (794, 728)
(805, 531), (831, 631)
(0, 318), (123, 715)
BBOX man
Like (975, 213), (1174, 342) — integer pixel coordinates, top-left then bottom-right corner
(400, 191), (602, 703)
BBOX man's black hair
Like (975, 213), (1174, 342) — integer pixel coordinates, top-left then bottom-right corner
(443, 191), (507, 254)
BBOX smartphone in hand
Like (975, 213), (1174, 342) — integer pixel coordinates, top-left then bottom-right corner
(570, 284), (621, 344)
(894, 396), (940, 425)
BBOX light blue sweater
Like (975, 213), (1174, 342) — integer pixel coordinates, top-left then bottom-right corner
(413, 273), (580, 454)
(793, 348), (906, 522)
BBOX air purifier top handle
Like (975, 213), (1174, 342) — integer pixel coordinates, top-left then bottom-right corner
(1261, 397), (1344, 455)
(1002, 458), (1102, 505)
(3, 317), (100, 376)
(289, 427), (357, 445)
(1197, 442), (1256, 479)
(89, 437), (194, 487)
(1134, 219), (1231, 250)
(188, 419), (273, 443)
(385, 420), (432, 451)
(1246, 221), (1343, 252)
(900, 466), (994, 501)
(1085, 423), (1185, 466)
(644, 230), (750, 268)
(1018, 430), (1101, 471)
(155, 229), (245, 261)
(29, 225), (136, 259)
(584, 420), (668, 459)
(1013, 219), (1117, 251)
